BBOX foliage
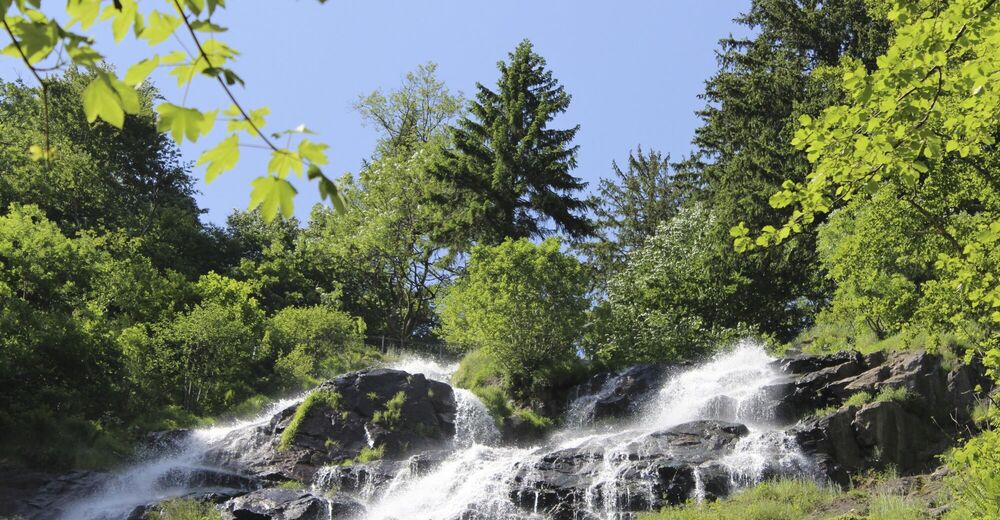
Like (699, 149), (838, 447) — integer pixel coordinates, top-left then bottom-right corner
(438, 238), (588, 392)
(356, 444), (386, 464)
(684, 0), (892, 341)
(278, 390), (342, 451)
(0, 0), (343, 219)
(437, 39), (593, 243)
(584, 147), (696, 279)
(846, 391), (875, 408)
(874, 386), (908, 404)
(586, 204), (742, 367)
(731, 0), (1000, 375)
(373, 391), (407, 429)
(264, 305), (368, 390)
(946, 428), (1000, 519)
(146, 498), (220, 520)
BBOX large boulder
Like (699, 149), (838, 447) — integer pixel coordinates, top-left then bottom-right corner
(511, 421), (749, 519)
(207, 368), (457, 482)
(222, 488), (363, 520)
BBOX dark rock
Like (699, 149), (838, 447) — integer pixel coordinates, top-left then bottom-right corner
(776, 351), (863, 375)
(791, 407), (865, 485)
(853, 401), (946, 473)
(512, 421), (749, 518)
(12, 470), (112, 520)
(565, 364), (676, 424)
(223, 488), (363, 520)
(144, 429), (192, 453)
(207, 368), (457, 482)
(500, 414), (549, 445)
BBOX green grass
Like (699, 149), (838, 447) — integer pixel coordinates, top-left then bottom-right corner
(452, 348), (505, 390)
(641, 478), (936, 520)
(373, 391), (406, 429)
(513, 408), (553, 429)
(846, 391), (874, 408)
(274, 479), (305, 489)
(278, 390), (342, 451)
(873, 386), (908, 404)
(146, 498), (221, 520)
(356, 444), (385, 463)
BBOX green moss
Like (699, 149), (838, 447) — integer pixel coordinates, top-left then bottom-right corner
(146, 498), (221, 520)
(513, 408), (553, 429)
(373, 391), (406, 429)
(356, 444), (385, 463)
(274, 480), (304, 489)
(813, 404), (840, 417)
(452, 348), (505, 390)
(278, 390), (342, 451)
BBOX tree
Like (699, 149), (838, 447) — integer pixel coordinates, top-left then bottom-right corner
(0, 71), (223, 275)
(355, 62), (464, 158)
(304, 64), (470, 341)
(684, 0), (893, 339)
(586, 203), (742, 368)
(584, 146), (698, 278)
(438, 238), (588, 392)
(0, 0), (343, 220)
(264, 306), (368, 391)
(438, 39), (593, 243)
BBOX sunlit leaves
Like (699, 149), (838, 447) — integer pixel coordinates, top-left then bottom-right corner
(124, 56), (159, 86)
(250, 177), (297, 221)
(156, 103), (214, 143)
(82, 72), (139, 128)
(140, 11), (180, 46)
(197, 134), (239, 183)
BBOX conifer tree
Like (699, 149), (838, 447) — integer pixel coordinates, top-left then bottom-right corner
(440, 39), (593, 244)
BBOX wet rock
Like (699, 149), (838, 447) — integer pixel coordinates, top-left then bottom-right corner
(566, 363), (676, 424)
(776, 351), (863, 375)
(512, 420), (749, 518)
(207, 368), (457, 482)
(223, 487), (363, 519)
(791, 407), (865, 485)
(12, 470), (112, 520)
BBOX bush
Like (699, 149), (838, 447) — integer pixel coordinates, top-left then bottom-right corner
(945, 429), (1000, 518)
(642, 479), (839, 520)
(439, 238), (588, 393)
(373, 391), (406, 429)
(845, 391), (874, 408)
(264, 305), (370, 390)
(586, 204), (739, 368)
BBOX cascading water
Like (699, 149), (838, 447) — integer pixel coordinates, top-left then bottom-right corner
(57, 340), (816, 520)
(58, 395), (306, 520)
(354, 340), (815, 519)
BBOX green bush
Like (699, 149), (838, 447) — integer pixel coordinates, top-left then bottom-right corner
(356, 444), (385, 463)
(264, 305), (370, 390)
(945, 429), (1000, 519)
(278, 390), (342, 451)
(846, 391), (874, 408)
(873, 386), (908, 404)
(438, 238), (588, 393)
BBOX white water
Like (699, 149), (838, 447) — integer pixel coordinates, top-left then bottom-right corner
(354, 340), (813, 519)
(59, 340), (814, 520)
(59, 394), (306, 520)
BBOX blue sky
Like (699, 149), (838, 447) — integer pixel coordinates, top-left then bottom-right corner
(4, 1), (753, 224)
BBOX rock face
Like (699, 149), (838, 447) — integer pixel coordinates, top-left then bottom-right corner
(512, 420), (749, 519)
(222, 488), (363, 520)
(208, 368), (457, 482)
(565, 363), (676, 424)
(778, 350), (987, 483)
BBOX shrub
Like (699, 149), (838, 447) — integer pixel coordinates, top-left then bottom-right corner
(439, 238), (588, 393)
(278, 390), (342, 451)
(845, 391), (874, 408)
(356, 444), (385, 463)
(264, 305), (369, 390)
(873, 386), (908, 404)
(945, 429), (1000, 519)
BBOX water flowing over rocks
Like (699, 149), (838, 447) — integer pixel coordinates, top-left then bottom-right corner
(12, 342), (987, 520)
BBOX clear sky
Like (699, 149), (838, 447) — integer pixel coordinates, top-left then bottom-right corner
(3, 1), (753, 224)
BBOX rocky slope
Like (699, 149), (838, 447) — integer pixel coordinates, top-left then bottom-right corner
(6, 346), (987, 520)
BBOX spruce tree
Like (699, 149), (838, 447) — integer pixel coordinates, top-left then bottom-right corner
(440, 39), (593, 244)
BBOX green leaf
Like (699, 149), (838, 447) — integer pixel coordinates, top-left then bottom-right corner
(268, 149), (302, 179)
(156, 103), (207, 143)
(298, 139), (329, 165)
(140, 11), (180, 45)
(82, 75), (124, 128)
(249, 177), (297, 221)
(125, 56), (159, 86)
(197, 134), (239, 183)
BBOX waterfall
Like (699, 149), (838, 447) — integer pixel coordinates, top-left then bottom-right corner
(57, 395), (305, 520)
(57, 340), (815, 520)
